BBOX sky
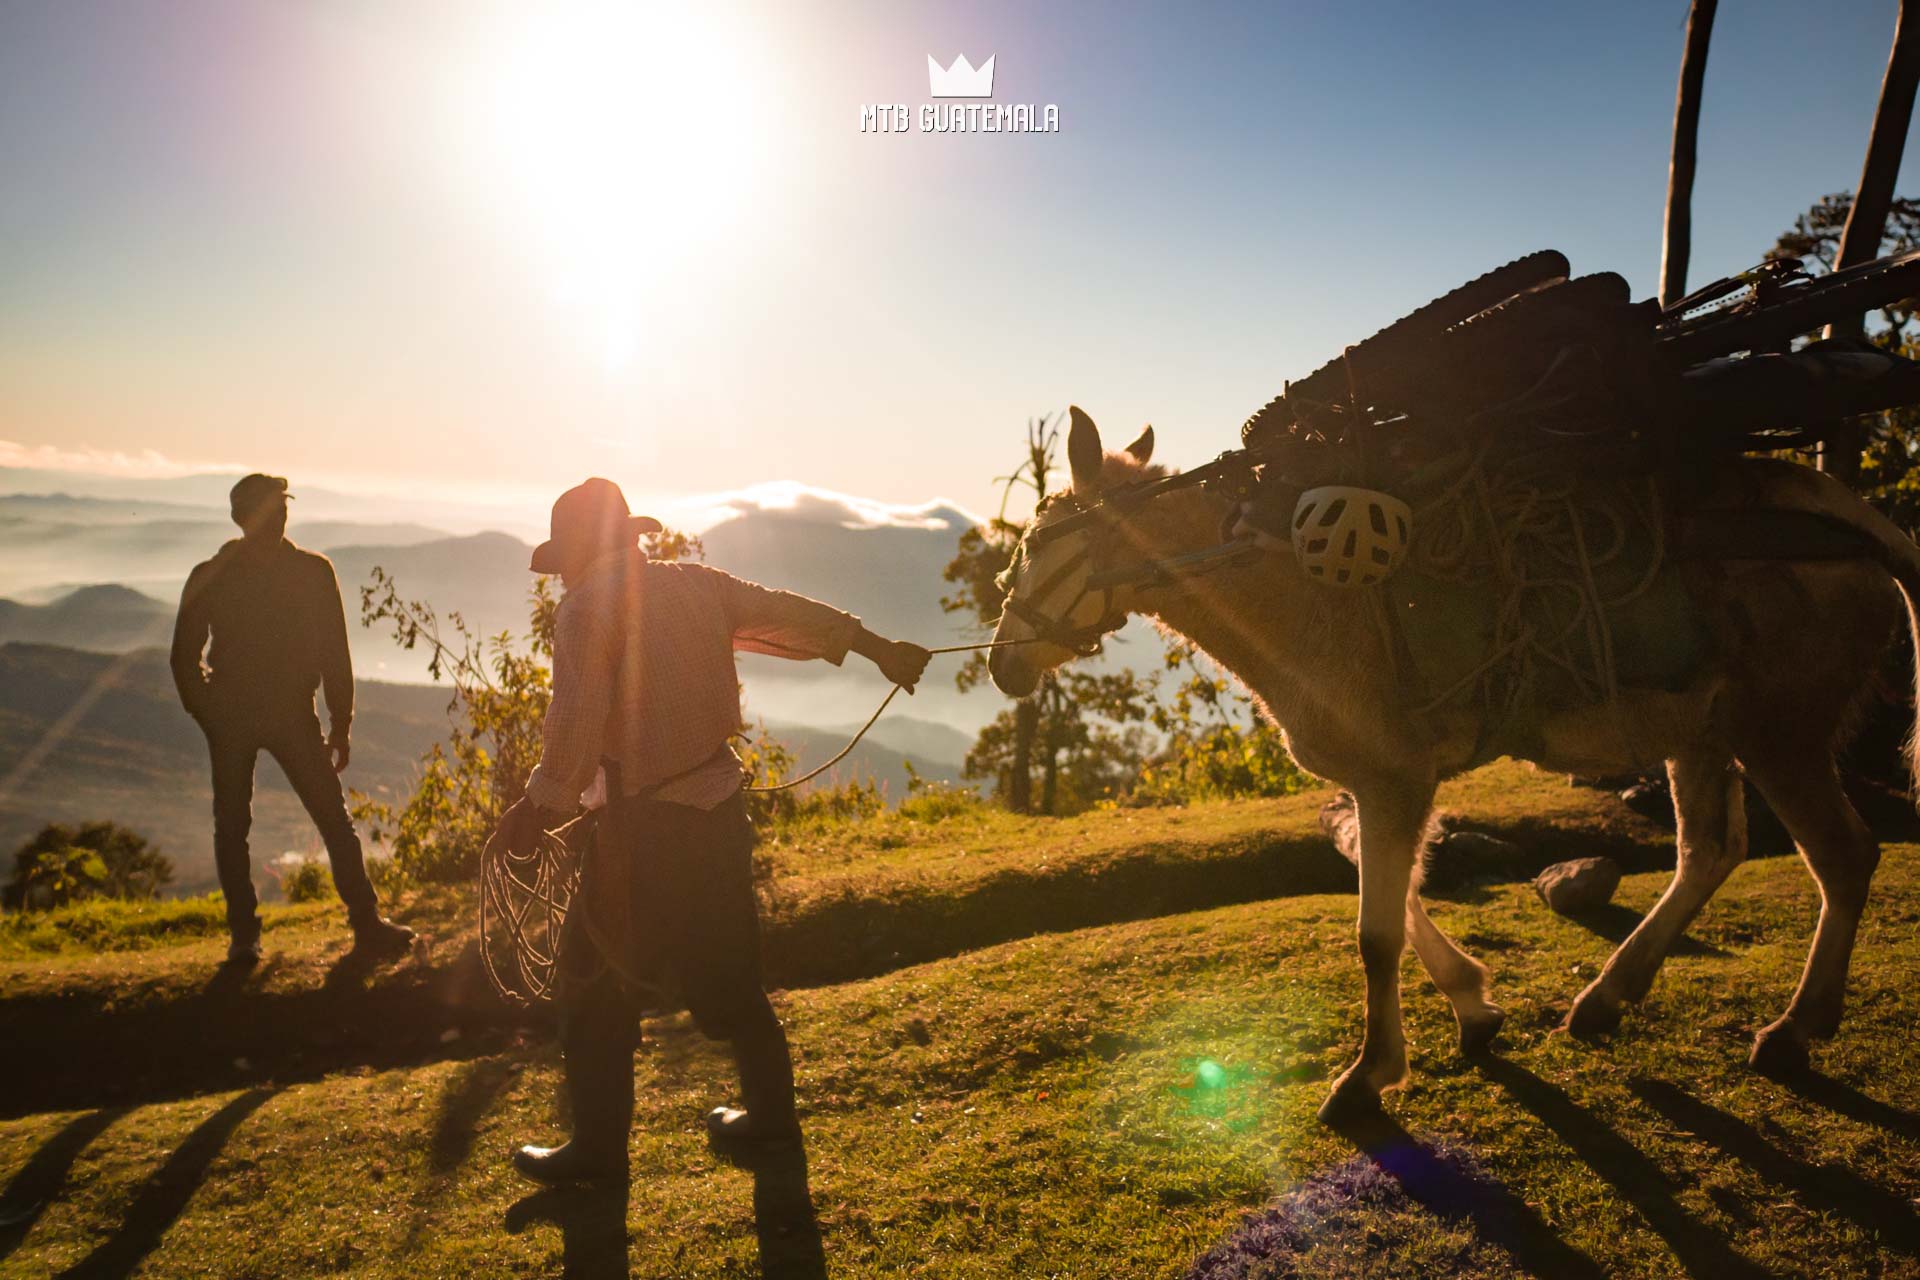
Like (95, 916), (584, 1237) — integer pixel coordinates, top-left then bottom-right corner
(2, 0), (1917, 531)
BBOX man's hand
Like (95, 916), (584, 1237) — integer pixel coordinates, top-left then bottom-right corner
(328, 734), (352, 774)
(854, 630), (931, 692)
(492, 796), (549, 856)
(180, 678), (213, 728)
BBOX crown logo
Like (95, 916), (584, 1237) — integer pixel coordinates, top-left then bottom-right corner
(927, 53), (995, 98)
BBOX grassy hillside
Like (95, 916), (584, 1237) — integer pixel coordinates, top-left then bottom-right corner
(2, 848), (1917, 1278)
(0, 644), (454, 893)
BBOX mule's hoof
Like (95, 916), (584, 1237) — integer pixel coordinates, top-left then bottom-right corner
(1457, 1007), (1507, 1057)
(1316, 1076), (1384, 1129)
(1564, 992), (1622, 1041)
(1748, 1026), (1810, 1078)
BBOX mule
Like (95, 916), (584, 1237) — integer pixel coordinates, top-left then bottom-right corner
(988, 406), (1920, 1124)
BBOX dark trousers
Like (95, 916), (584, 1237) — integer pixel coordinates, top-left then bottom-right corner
(203, 703), (380, 939)
(556, 791), (793, 1152)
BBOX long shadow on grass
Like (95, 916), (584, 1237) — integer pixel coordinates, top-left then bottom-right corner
(401, 1055), (531, 1254)
(505, 1184), (630, 1279)
(430, 1055), (526, 1174)
(55, 1088), (276, 1280)
(1628, 1077), (1920, 1255)
(1326, 1110), (1607, 1280)
(1, 939), (529, 1120)
(713, 1138), (828, 1280)
(1558, 904), (1728, 958)
(1773, 1065), (1920, 1142)
(1475, 1055), (1779, 1280)
(0, 1106), (130, 1263)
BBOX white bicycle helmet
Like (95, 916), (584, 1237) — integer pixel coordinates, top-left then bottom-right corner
(1291, 485), (1412, 587)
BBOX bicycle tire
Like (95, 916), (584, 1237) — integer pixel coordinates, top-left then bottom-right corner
(1280, 271), (1633, 431)
(1243, 250), (1570, 445)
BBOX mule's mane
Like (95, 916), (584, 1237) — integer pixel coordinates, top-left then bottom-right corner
(1071, 451), (1168, 498)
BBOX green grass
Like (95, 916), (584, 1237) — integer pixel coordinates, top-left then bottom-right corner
(0, 762), (1666, 1001)
(7, 763), (1884, 1276)
(4, 848), (1919, 1278)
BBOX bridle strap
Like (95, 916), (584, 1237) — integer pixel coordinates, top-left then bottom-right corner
(1000, 521), (1126, 656)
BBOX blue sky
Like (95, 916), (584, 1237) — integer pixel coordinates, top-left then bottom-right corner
(0, 0), (1912, 529)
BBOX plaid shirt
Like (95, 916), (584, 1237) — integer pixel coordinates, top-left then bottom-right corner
(524, 549), (863, 813)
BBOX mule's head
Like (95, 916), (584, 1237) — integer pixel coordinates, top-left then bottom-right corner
(988, 406), (1157, 697)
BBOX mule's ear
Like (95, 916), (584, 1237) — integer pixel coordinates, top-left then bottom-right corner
(1122, 424), (1155, 464)
(1067, 405), (1104, 493)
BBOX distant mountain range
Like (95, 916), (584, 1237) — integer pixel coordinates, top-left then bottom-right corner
(0, 467), (1025, 731)
(0, 584), (173, 651)
(0, 643), (973, 896)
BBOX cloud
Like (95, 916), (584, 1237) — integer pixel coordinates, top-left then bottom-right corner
(665, 481), (982, 533)
(0, 439), (239, 479)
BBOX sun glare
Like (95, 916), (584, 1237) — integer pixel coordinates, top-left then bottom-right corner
(455, 3), (770, 367)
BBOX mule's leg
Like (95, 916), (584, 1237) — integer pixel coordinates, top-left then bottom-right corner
(1566, 751), (1746, 1038)
(1736, 753), (1880, 1075)
(1406, 893), (1505, 1055)
(1320, 779), (1435, 1126)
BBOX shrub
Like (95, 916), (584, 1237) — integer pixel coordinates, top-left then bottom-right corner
(896, 760), (985, 823)
(3, 822), (172, 911)
(352, 569), (556, 885)
(280, 858), (336, 904)
(1129, 723), (1311, 806)
(0, 894), (230, 955)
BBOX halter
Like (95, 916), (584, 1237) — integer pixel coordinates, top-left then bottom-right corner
(998, 450), (1267, 657)
(999, 495), (1129, 655)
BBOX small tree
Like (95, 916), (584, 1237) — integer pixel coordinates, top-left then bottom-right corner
(942, 414), (1164, 814)
(942, 416), (1057, 812)
(3, 821), (172, 911)
(1770, 193), (1920, 526)
(1130, 641), (1308, 805)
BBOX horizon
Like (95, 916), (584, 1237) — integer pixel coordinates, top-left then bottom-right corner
(0, 461), (989, 541)
(6, 1), (1919, 525)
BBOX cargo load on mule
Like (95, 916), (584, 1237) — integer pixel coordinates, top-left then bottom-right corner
(1238, 247), (1920, 494)
(1214, 250), (1920, 759)
(1049, 249), (1920, 764)
(1225, 248), (1920, 761)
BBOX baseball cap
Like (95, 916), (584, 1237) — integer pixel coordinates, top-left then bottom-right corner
(230, 474), (291, 520)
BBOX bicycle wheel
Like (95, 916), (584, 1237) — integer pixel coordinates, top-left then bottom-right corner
(1363, 272), (1639, 417)
(1243, 250), (1570, 445)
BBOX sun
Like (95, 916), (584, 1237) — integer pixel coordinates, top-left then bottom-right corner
(452, 3), (771, 366)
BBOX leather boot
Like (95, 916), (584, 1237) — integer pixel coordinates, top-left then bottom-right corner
(516, 1015), (636, 1184)
(512, 1139), (626, 1185)
(350, 917), (415, 958)
(707, 1022), (800, 1145)
(225, 931), (263, 967)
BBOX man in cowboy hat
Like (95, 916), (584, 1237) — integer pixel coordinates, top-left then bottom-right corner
(171, 473), (415, 965)
(499, 476), (929, 1184)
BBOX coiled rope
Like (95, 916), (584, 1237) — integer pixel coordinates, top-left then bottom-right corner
(1395, 442), (1667, 751)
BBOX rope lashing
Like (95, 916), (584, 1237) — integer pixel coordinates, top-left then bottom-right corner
(1394, 445), (1666, 754)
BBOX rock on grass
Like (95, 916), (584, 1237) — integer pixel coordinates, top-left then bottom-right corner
(1533, 856), (1622, 915)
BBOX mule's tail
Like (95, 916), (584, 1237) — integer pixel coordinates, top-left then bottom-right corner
(1789, 467), (1920, 796)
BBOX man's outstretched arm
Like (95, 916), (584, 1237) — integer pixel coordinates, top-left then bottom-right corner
(711, 568), (930, 690)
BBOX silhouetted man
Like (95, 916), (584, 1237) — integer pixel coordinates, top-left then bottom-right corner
(499, 477), (930, 1185)
(171, 473), (414, 965)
